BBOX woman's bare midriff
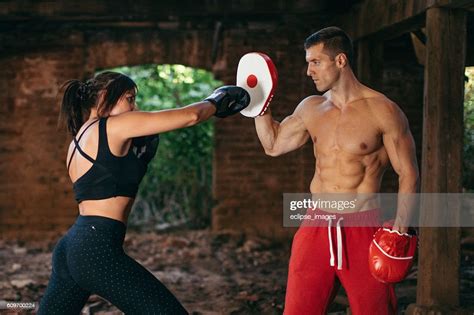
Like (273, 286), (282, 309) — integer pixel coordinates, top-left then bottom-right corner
(78, 196), (135, 223)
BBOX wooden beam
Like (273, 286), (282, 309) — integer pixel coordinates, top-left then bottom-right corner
(406, 7), (466, 314)
(0, 0), (329, 21)
(332, 0), (473, 41)
(436, 0), (474, 10)
(356, 39), (384, 90)
(410, 31), (426, 66)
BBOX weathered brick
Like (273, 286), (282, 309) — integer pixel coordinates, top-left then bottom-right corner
(0, 17), (423, 241)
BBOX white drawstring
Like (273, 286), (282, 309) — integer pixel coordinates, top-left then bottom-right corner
(328, 218), (335, 267)
(327, 217), (344, 270)
(336, 217), (344, 270)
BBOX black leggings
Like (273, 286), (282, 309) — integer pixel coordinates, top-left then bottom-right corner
(38, 215), (188, 315)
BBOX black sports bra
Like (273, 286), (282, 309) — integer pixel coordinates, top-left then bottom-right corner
(67, 117), (159, 203)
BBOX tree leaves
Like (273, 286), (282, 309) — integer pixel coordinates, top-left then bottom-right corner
(111, 64), (222, 228)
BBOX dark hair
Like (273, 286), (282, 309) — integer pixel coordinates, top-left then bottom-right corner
(304, 27), (354, 68)
(58, 71), (137, 135)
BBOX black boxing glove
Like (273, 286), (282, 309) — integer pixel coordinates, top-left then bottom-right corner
(204, 85), (251, 118)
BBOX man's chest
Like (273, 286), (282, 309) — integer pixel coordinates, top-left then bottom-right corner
(305, 106), (384, 155)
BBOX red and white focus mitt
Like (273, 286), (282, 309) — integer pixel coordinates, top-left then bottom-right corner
(236, 52), (278, 117)
(368, 221), (418, 283)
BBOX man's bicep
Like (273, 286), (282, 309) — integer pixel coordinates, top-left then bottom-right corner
(382, 108), (418, 176)
(267, 95), (321, 156)
(272, 113), (310, 155)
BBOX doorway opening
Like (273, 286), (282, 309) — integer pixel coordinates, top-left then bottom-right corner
(107, 64), (223, 230)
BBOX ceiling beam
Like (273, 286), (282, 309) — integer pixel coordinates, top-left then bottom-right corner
(332, 0), (474, 41)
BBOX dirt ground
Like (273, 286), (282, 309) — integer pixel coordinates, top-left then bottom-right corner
(0, 229), (473, 315)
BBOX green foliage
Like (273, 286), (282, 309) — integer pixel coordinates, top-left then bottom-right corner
(110, 64), (222, 228)
(465, 68), (474, 191)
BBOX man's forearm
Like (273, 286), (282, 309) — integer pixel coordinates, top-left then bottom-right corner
(395, 173), (419, 232)
(254, 110), (279, 153)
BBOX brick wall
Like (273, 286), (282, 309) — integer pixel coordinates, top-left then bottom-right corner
(0, 26), (217, 239)
(212, 32), (425, 239)
(0, 19), (424, 241)
(0, 46), (86, 239)
(212, 26), (318, 240)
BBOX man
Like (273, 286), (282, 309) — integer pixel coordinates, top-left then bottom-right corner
(254, 27), (419, 314)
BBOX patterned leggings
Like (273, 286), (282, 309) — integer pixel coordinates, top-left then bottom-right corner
(38, 215), (188, 315)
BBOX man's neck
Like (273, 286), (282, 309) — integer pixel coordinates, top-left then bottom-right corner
(327, 71), (365, 109)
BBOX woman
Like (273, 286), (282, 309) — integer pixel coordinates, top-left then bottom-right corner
(38, 71), (250, 314)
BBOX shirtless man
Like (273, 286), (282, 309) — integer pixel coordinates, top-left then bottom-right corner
(254, 27), (419, 314)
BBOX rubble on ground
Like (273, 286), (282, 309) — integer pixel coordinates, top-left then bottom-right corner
(0, 230), (473, 314)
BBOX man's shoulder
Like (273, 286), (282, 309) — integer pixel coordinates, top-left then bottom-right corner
(362, 88), (399, 114)
(368, 95), (400, 117)
(297, 95), (327, 110)
(365, 92), (407, 130)
(293, 95), (327, 118)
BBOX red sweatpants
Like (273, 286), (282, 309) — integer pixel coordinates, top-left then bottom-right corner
(284, 209), (397, 315)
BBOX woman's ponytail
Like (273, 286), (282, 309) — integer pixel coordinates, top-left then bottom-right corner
(58, 79), (87, 136)
(58, 72), (137, 136)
